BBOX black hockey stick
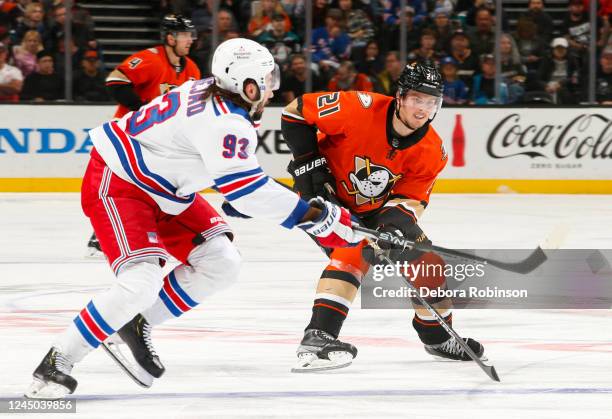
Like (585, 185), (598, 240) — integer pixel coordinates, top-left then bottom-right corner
(367, 242), (501, 382)
(353, 225), (547, 275)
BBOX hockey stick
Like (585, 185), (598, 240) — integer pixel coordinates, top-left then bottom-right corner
(367, 241), (501, 382)
(353, 225), (547, 275)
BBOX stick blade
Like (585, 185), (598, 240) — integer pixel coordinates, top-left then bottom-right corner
(488, 247), (547, 274)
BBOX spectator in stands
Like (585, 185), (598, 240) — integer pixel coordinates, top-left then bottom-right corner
(73, 49), (108, 102)
(448, 29), (479, 89)
(471, 54), (523, 104)
(20, 49), (63, 101)
(51, 0), (95, 30)
(311, 8), (352, 80)
(280, 53), (324, 103)
(46, 3), (96, 52)
(463, 0), (509, 31)
(382, 0), (428, 26)
(599, 14), (611, 50)
(500, 33), (527, 85)
(312, 0), (330, 30)
(356, 40), (384, 81)
(467, 7), (495, 57)
(380, 5), (421, 54)
(536, 37), (579, 104)
(248, 0), (292, 38)
(596, 46), (612, 104)
(11, 29), (42, 77)
(0, 0), (21, 35)
(327, 60), (373, 91)
(408, 28), (441, 64)
(338, 0), (374, 59)
(375, 50), (402, 96)
(54, 35), (83, 75)
(429, 8), (453, 55)
(13, 2), (47, 44)
(440, 56), (468, 104)
(561, 0), (591, 62)
(257, 13), (301, 72)
(514, 16), (547, 72)
(520, 0), (554, 43)
(0, 41), (23, 102)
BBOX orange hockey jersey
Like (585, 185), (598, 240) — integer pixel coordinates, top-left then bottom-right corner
(110, 45), (201, 118)
(298, 91), (447, 215)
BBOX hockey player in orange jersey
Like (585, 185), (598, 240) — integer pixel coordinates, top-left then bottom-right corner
(105, 14), (201, 119)
(87, 15), (201, 256)
(281, 62), (485, 371)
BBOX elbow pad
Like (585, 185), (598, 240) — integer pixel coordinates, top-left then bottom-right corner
(106, 82), (144, 111)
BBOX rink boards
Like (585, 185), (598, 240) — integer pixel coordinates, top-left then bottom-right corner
(0, 104), (611, 193)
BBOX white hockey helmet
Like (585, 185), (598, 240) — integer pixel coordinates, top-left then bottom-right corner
(212, 38), (280, 114)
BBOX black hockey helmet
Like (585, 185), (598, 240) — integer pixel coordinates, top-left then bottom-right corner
(161, 14), (196, 42)
(397, 61), (443, 98)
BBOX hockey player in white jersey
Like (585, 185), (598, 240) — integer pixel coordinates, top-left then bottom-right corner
(25, 38), (365, 399)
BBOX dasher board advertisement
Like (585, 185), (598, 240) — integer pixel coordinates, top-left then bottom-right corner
(0, 104), (610, 192)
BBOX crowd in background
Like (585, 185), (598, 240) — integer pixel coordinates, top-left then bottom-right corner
(2, 0), (612, 104)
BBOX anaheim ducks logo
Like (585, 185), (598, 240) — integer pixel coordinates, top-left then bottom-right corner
(341, 156), (402, 206)
(160, 83), (179, 94)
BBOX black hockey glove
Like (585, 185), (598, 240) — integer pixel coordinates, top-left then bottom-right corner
(362, 206), (431, 265)
(287, 155), (336, 202)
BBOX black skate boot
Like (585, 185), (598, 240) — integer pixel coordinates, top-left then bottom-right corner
(291, 329), (358, 373)
(424, 337), (485, 361)
(102, 314), (164, 388)
(117, 314), (165, 377)
(86, 232), (102, 258)
(25, 348), (77, 399)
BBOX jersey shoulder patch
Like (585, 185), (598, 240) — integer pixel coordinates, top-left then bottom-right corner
(356, 92), (373, 109)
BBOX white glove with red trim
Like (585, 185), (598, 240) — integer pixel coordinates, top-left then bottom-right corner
(297, 198), (365, 248)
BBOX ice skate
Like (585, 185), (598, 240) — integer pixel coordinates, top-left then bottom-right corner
(424, 336), (486, 361)
(25, 348), (77, 399)
(291, 329), (357, 373)
(102, 314), (164, 388)
(85, 232), (104, 258)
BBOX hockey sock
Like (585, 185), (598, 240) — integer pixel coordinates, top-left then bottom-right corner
(306, 293), (353, 339)
(142, 235), (241, 327)
(141, 267), (199, 325)
(54, 260), (163, 363)
(412, 310), (452, 345)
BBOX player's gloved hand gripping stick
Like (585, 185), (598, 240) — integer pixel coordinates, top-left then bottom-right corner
(354, 225), (547, 275)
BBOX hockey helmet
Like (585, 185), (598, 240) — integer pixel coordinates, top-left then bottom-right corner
(161, 14), (196, 41)
(397, 61), (443, 98)
(212, 38), (280, 114)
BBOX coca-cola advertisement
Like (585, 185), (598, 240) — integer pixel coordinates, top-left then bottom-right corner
(432, 108), (612, 181)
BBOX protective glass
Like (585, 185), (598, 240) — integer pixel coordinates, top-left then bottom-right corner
(403, 94), (442, 111)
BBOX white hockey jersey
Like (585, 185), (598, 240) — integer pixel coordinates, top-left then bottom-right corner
(89, 78), (309, 227)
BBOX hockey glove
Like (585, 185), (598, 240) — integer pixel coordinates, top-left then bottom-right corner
(298, 197), (365, 248)
(287, 155), (336, 201)
(362, 206), (431, 265)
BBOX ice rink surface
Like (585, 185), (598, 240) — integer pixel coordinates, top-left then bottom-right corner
(1, 193), (611, 418)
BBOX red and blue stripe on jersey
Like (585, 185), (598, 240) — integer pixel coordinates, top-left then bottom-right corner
(74, 301), (116, 348)
(214, 167), (269, 202)
(103, 122), (196, 205)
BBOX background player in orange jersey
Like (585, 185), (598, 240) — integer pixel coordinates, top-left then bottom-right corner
(281, 62), (485, 371)
(87, 14), (201, 255)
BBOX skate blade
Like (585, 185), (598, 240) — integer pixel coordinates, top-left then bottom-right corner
(429, 353), (489, 362)
(102, 340), (154, 388)
(85, 247), (105, 259)
(24, 378), (72, 400)
(291, 352), (353, 373)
